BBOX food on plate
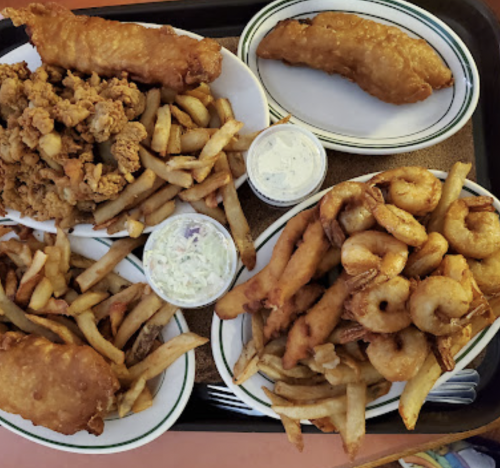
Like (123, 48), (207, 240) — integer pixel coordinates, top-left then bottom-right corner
(0, 226), (208, 435)
(216, 163), (500, 458)
(256, 12), (453, 104)
(0, 332), (118, 435)
(144, 214), (237, 307)
(3, 3), (222, 91)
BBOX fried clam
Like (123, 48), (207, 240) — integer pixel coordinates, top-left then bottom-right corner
(443, 196), (500, 259)
(368, 166), (442, 216)
(467, 249), (500, 295)
(365, 187), (428, 247)
(345, 275), (412, 333)
(365, 327), (429, 382)
(319, 181), (375, 247)
(404, 232), (448, 278)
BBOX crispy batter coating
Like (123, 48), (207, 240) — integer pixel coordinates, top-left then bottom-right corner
(0, 332), (119, 435)
(257, 12), (454, 104)
(4, 3), (222, 92)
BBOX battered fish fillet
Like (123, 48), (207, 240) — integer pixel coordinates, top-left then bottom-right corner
(0, 332), (119, 435)
(257, 12), (453, 104)
(3, 3), (222, 92)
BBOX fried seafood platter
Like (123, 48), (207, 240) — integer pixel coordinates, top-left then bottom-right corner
(0, 225), (207, 450)
(214, 163), (500, 459)
(0, 4), (268, 251)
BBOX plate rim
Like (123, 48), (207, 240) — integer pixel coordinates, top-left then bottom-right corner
(0, 226), (195, 454)
(237, 0), (480, 155)
(212, 170), (500, 422)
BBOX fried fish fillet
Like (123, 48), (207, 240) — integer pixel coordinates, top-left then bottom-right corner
(3, 3), (222, 91)
(257, 12), (453, 104)
(0, 332), (119, 435)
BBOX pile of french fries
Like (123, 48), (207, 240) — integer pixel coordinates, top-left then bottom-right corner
(95, 83), (281, 270)
(226, 162), (500, 459)
(0, 226), (208, 419)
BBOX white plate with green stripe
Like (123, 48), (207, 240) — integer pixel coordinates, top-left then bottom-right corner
(238, 0), (479, 154)
(0, 223), (195, 454)
(212, 170), (500, 423)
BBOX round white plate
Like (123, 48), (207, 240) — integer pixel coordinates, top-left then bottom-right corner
(238, 0), (479, 154)
(0, 221), (195, 454)
(2, 24), (269, 237)
(212, 170), (500, 422)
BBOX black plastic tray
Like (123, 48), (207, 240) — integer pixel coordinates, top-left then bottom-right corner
(2, 0), (500, 435)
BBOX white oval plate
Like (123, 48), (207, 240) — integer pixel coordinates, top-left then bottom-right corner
(2, 24), (269, 237)
(0, 221), (195, 454)
(238, 0), (479, 154)
(212, 170), (500, 422)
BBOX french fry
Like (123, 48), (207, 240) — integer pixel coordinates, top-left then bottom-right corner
(15, 250), (47, 306)
(94, 169), (156, 225)
(174, 95), (210, 128)
(260, 354), (315, 379)
(166, 154), (219, 171)
(262, 387), (304, 452)
(94, 283), (145, 322)
(128, 332), (209, 381)
(34, 297), (69, 315)
(140, 184), (181, 216)
(114, 292), (163, 349)
(144, 200), (176, 226)
(170, 105), (197, 129)
(214, 98), (234, 125)
(178, 171), (231, 202)
(428, 162), (472, 233)
(126, 302), (178, 366)
(140, 88), (161, 146)
(193, 119), (244, 182)
(166, 124), (182, 154)
(0, 239), (32, 267)
(345, 381), (366, 460)
(44, 246), (68, 297)
(132, 385), (153, 413)
(28, 277), (53, 310)
(68, 291), (109, 316)
(273, 395), (347, 420)
(151, 105), (171, 157)
(274, 381), (345, 401)
(5, 269), (18, 301)
(109, 301), (127, 336)
(189, 200), (227, 225)
(224, 131), (259, 152)
(51, 315), (85, 340)
(233, 339), (259, 385)
(185, 88), (214, 107)
(139, 145), (193, 188)
(227, 152), (246, 179)
(252, 310), (265, 355)
(26, 314), (84, 345)
(126, 218), (145, 238)
(194, 83), (211, 95)
(76, 236), (146, 292)
(160, 86), (177, 104)
(118, 377), (146, 418)
(75, 310), (125, 364)
(311, 417), (337, 433)
(55, 228), (70, 274)
(205, 191), (218, 209)
(215, 153), (256, 270)
(180, 128), (214, 153)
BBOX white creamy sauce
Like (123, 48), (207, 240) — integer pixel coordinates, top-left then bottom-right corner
(249, 129), (323, 201)
(145, 218), (233, 305)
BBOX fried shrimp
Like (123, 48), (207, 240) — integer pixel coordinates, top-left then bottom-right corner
(365, 187), (428, 247)
(409, 276), (471, 336)
(436, 255), (476, 302)
(319, 181), (375, 246)
(366, 327), (428, 382)
(468, 249), (500, 295)
(341, 231), (408, 280)
(443, 196), (500, 259)
(346, 276), (412, 333)
(368, 167), (442, 216)
(404, 232), (449, 278)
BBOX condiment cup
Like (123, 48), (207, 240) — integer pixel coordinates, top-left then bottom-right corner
(144, 213), (238, 309)
(246, 124), (327, 207)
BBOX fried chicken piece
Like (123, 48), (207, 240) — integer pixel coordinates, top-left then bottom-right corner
(18, 107), (54, 149)
(257, 12), (454, 104)
(88, 100), (128, 143)
(0, 332), (119, 435)
(100, 77), (146, 119)
(111, 121), (147, 175)
(54, 99), (91, 127)
(3, 3), (222, 92)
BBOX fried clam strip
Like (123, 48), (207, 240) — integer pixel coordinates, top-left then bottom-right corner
(94, 283), (145, 322)
(215, 152), (256, 270)
(126, 302), (178, 366)
(75, 236), (146, 292)
(215, 208), (316, 320)
(282, 272), (350, 369)
(267, 218), (329, 311)
(127, 332), (209, 382)
(262, 387), (304, 452)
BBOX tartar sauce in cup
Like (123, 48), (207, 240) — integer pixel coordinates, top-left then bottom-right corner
(144, 214), (237, 308)
(247, 124), (327, 207)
